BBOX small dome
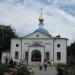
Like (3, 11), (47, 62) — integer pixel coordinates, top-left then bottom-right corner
(35, 28), (49, 35)
(39, 16), (44, 22)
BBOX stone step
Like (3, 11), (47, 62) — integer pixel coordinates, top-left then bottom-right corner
(30, 67), (57, 75)
(28, 62), (51, 67)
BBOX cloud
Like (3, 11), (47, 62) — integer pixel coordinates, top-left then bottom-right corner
(48, 0), (75, 5)
(64, 0), (75, 4)
(0, 0), (75, 45)
(46, 0), (75, 16)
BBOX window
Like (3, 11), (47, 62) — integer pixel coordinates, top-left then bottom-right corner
(16, 44), (19, 47)
(36, 35), (39, 37)
(25, 52), (28, 61)
(57, 52), (61, 60)
(15, 51), (18, 59)
(46, 52), (49, 60)
(57, 44), (60, 47)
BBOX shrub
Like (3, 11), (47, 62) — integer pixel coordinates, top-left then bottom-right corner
(0, 64), (9, 75)
(16, 65), (30, 75)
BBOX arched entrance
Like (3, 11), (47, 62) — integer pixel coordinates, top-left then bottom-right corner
(31, 50), (41, 62)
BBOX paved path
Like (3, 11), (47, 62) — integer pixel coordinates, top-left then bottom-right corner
(31, 67), (57, 75)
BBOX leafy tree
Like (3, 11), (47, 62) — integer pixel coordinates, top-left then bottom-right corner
(67, 42), (75, 66)
(0, 25), (17, 60)
(67, 42), (75, 57)
(0, 64), (9, 75)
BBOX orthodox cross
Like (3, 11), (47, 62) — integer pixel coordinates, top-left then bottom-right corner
(40, 8), (43, 16)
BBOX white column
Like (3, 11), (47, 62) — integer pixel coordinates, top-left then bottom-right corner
(28, 49), (31, 65)
(41, 51), (44, 63)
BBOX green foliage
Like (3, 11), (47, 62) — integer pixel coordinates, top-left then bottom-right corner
(0, 25), (17, 50)
(56, 63), (75, 75)
(0, 25), (17, 60)
(67, 42), (75, 66)
(16, 65), (30, 75)
(67, 42), (75, 57)
(0, 64), (9, 75)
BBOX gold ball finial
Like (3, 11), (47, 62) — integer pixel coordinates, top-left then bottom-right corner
(39, 16), (44, 22)
(39, 8), (44, 23)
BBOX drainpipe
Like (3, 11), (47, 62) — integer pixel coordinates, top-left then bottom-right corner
(20, 38), (22, 64)
(53, 38), (55, 65)
(66, 39), (68, 64)
(27, 46), (29, 66)
(44, 46), (45, 62)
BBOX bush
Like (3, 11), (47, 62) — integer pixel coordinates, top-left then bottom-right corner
(16, 65), (30, 75)
(0, 64), (9, 75)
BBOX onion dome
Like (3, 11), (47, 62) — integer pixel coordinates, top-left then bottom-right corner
(39, 16), (44, 23)
(35, 9), (49, 36)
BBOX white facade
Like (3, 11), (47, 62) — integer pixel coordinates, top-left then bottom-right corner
(1, 15), (67, 66)
(9, 31), (67, 66)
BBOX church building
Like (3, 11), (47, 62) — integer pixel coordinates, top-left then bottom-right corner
(2, 13), (67, 66)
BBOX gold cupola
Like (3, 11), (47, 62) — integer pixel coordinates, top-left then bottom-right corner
(39, 15), (44, 23)
(39, 8), (44, 25)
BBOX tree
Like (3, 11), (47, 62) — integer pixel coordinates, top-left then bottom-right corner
(67, 42), (75, 57)
(67, 42), (75, 66)
(0, 25), (17, 60)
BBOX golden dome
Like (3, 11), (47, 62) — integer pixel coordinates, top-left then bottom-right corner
(39, 16), (44, 22)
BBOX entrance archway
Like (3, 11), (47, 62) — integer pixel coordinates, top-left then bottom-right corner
(31, 50), (41, 62)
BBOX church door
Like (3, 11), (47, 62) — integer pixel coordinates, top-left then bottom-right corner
(31, 50), (41, 62)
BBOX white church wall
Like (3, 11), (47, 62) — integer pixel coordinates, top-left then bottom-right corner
(22, 38), (54, 64)
(22, 38), (53, 63)
(22, 39), (31, 61)
(10, 36), (67, 65)
(10, 39), (21, 62)
(54, 39), (67, 64)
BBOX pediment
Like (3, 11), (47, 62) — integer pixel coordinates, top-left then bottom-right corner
(23, 31), (51, 39)
(29, 43), (44, 47)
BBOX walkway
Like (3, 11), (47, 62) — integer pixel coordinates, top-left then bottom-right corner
(31, 67), (57, 75)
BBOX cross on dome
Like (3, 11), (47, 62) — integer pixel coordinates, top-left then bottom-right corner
(39, 8), (44, 24)
(40, 8), (43, 16)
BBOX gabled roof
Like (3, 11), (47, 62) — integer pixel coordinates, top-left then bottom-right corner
(22, 29), (51, 39)
(35, 28), (50, 36)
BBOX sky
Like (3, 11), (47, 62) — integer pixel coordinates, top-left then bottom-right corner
(0, 0), (75, 45)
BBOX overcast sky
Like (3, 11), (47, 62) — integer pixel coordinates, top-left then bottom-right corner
(0, 0), (75, 45)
